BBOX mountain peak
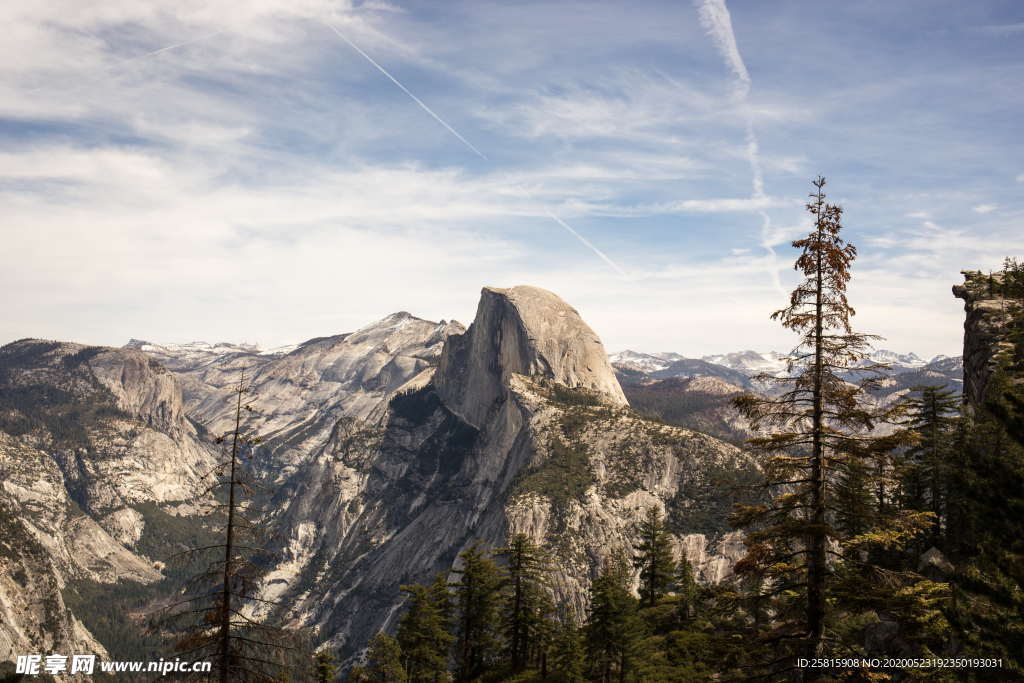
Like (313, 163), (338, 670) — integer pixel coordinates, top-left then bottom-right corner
(869, 349), (925, 367)
(436, 285), (627, 427)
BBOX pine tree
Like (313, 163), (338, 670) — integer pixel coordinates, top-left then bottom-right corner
(833, 456), (875, 539)
(585, 554), (643, 683)
(494, 533), (553, 673)
(314, 648), (337, 683)
(397, 581), (454, 681)
(899, 385), (960, 545)
(428, 572), (454, 635)
(160, 369), (299, 681)
(674, 552), (699, 623)
(550, 620), (586, 683)
(357, 632), (407, 683)
(732, 177), (923, 676)
(452, 543), (503, 682)
(633, 507), (677, 609)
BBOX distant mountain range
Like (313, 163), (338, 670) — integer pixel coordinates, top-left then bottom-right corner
(609, 348), (964, 444)
(132, 344), (952, 384)
(610, 348), (954, 379)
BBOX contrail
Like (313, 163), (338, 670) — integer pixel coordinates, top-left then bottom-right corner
(111, 30), (225, 67)
(694, 0), (750, 96)
(322, 20), (488, 160)
(321, 18), (630, 276)
(26, 30), (226, 95)
(547, 212), (628, 278)
(693, 0), (785, 297)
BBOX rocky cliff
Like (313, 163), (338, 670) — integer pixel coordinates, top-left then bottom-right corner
(253, 286), (755, 662)
(0, 340), (220, 665)
(954, 270), (1017, 407)
(436, 286), (627, 428)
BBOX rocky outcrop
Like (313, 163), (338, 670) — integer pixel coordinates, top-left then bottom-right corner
(437, 286), (626, 428)
(953, 270), (1016, 406)
(122, 339), (276, 411)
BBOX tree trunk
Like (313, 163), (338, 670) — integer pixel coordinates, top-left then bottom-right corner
(807, 211), (827, 665)
(219, 371), (244, 683)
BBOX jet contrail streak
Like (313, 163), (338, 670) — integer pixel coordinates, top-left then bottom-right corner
(321, 18), (630, 276)
(547, 212), (628, 278)
(322, 20), (488, 160)
(693, 0), (786, 297)
(27, 30), (226, 94)
(112, 31), (225, 67)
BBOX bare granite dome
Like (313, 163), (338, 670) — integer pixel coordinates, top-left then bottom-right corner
(436, 285), (627, 428)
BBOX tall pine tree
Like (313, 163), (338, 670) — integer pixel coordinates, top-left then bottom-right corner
(351, 632), (407, 683)
(899, 385), (960, 546)
(313, 649), (337, 683)
(397, 580), (454, 682)
(585, 553), (644, 683)
(550, 620), (586, 683)
(452, 543), (503, 682)
(633, 506), (677, 609)
(494, 533), (554, 674)
(732, 177), (921, 677)
(674, 552), (699, 623)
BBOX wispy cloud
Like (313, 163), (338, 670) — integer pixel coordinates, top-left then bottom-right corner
(474, 70), (723, 143)
(25, 30), (227, 98)
(972, 22), (1024, 36)
(973, 203), (997, 214)
(643, 196), (794, 213)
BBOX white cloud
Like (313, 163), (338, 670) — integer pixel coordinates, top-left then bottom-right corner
(0, 0), (1012, 363)
(973, 203), (997, 214)
(474, 69), (724, 143)
(646, 196), (795, 213)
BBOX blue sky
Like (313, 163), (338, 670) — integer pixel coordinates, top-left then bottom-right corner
(1, 0), (1021, 358)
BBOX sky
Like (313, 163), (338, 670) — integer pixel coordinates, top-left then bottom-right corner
(1, 0), (1022, 359)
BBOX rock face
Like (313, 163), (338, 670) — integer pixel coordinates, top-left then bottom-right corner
(122, 339), (285, 410)
(0, 340), (220, 665)
(253, 286), (756, 662)
(954, 270), (1016, 406)
(199, 313), (465, 476)
(437, 286), (626, 428)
